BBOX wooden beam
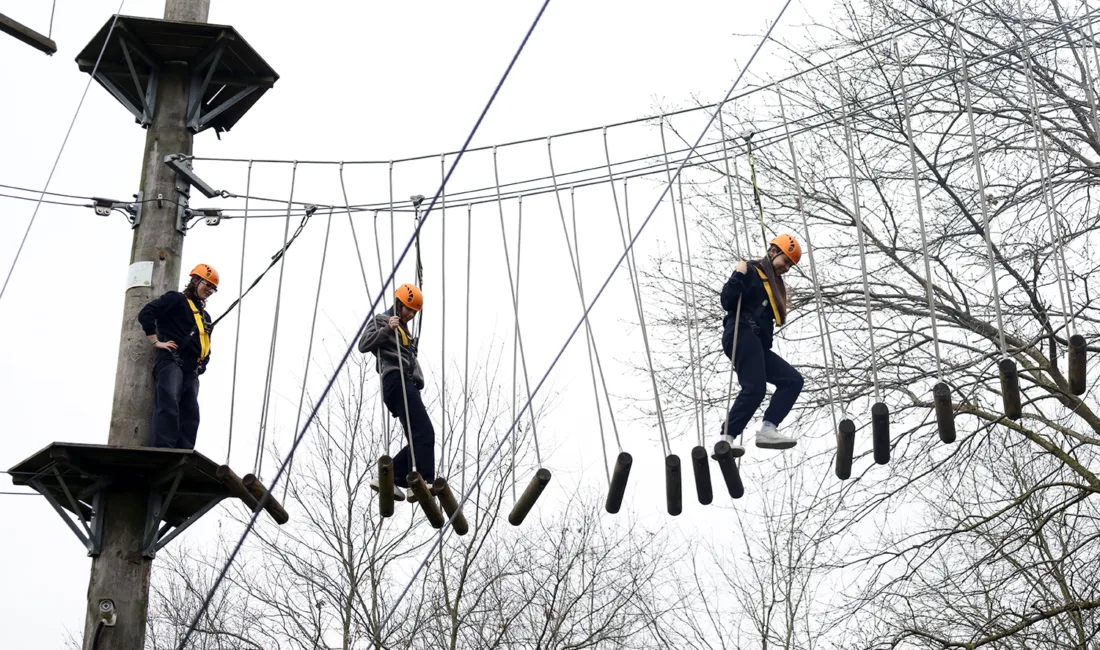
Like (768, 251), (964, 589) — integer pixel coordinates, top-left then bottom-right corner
(0, 13), (57, 55)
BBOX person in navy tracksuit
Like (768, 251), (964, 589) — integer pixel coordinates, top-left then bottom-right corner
(719, 234), (804, 455)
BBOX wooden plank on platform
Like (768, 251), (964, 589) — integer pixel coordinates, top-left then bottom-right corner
(0, 13), (58, 55)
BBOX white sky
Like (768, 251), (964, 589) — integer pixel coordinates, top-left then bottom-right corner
(0, 1), (820, 646)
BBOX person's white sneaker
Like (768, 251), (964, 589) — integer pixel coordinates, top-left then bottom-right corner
(755, 421), (796, 450)
(370, 479), (406, 501)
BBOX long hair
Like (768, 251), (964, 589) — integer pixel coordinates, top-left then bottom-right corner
(182, 276), (203, 305)
(757, 248), (788, 323)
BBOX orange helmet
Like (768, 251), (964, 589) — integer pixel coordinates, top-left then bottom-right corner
(769, 234), (801, 265)
(396, 283), (424, 312)
(190, 263), (219, 287)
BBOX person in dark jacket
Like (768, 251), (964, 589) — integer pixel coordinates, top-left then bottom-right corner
(719, 234), (804, 455)
(360, 283), (432, 502)
(137, 263), (219, 450)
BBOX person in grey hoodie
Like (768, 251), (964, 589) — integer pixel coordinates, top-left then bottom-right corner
(360, 283), (432, 501)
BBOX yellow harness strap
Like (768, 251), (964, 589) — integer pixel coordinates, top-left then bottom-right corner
(186, 298), (211, 360)
(756, 267), (783, 326)
(396, 324), (409, 347)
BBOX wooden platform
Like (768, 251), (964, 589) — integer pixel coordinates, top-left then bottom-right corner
(8, 443), (286, 557)
(75, 15), (278, 133)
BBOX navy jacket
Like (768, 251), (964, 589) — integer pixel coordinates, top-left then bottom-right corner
(137, 291), (213, 373)
(721, 262), (778, 351)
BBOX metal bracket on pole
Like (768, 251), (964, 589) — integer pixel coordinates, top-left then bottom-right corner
(29, 472), (109, 557)
(92, 192), (144, 229)
(165, 154), (223, 234)
(141, 464), (225, 558)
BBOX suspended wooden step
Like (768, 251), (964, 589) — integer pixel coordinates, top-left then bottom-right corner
(690, 446), (713, 505)
(0, 13), (57, 55)
(1069, 334), (1087, 396)
(872, 403), (890, 465)
(836, 419), (856, 480)
(509, 468), (551, 526)
(377, 455), (395, 518)
(999, 359), (1022, 420)
(407, 471), (445, 529)
(933, 382), (956, 443)
(432, 478), (468, 536)
(712, 441), (744, 499)
(665, 454), (682, 516)
(241, 473), (289, 524)
(604, 452), (632, 514)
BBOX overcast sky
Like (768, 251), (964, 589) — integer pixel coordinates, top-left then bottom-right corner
(0, 1), (818, 646)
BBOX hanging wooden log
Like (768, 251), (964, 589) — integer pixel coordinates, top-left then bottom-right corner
(509, 468), (552, 526)
(407, 471), (445, 529)
(605, 452), (632, 514)
(933, 382), (956, 443)
(872, 402), (890, 466)
(432, 478), (469, 536)
(377, 455), (395, 518)
(691, 446), (713, 506)
(1069, 334), (1087, 396)
(712, 441), (744, 499)
(665, 454), (682, 516)
(999, 358), (1022, 420)
(241, 473), (290, 524)
(836, 419), (856, 480)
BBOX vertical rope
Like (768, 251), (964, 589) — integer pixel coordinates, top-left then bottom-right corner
(732, 156), (754, 262)
(393, 327), (417, 472)
(226, 161), (252, 464)
(1014, 0), (1074, 335)
(340, 164), (374, 299)
(571, 187), (624, 454)
(439, 154), (447, 470)
(492, 147), (542, 466)
(717, 106), (744, 259)
(894, 46), (946, 385)
(717, 107), (746, 438)
(49, 0), (57, 40)
(836, 69), (884, 403)
(623, 177), (672, 457)
(463, 203), (473, 495)
(512, 199), (523, 497)
(547, 138), (613, 483)
(283, 206), (335, 498)
(388, 161), (396, 293)
(254, 162), (298, 478)
(660, 117), (704, 448)
(373, 209), (392, 447)
(777, 88), (841, 427)
(956, 28), (1009, 358)
(602, 128), (671, 456)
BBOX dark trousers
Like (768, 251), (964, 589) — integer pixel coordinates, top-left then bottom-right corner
(721, 322), (803, 438)
(151, 358), (201, 449)
(382, 371), (436, 488)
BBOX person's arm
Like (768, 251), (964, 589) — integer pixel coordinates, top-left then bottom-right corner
(720, 260), (750, 312)
(358, 315), (394, 353)
(138, 293), (179, 351)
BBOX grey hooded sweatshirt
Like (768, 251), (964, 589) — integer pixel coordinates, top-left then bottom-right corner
(358, 309), (425, 389)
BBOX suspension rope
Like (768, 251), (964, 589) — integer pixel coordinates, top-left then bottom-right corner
(493, 148), (542, 466)
(393, 324), (418, 472)
(372, 209), (393, 446)
(226, 161), (252, 464)
(732, 156), (754, 261)
(661, 117), (705, 448)
(677, 174), (707, 441)
(547, 137), (613, 484)
(463, 202), (472, 496)
(717, 106), (746, 439)
(716, 107), (743, 259)
(0, 5), (124, 307)
(893, 44), (945, 383)
(777, 87), (841, 426)
(389, 161), (396, 296)
(49, 0), (56, 39)
(439, 154), (447, 481)
(623, 177), (672, 457)
(174, 0), (554, 643)
(282, 206), (335, 498)
(512, 198), (522, 498)
(1014, 0), (1074, 336)
(253, 162), (298, 478)
(353, 8), (793, 648)
(836, 69), (883, 403)
(956, 27), (1009, 359)
(340, 163), (374, 299)
(601, 129), (671, 457)
(571, 186), (624, 453)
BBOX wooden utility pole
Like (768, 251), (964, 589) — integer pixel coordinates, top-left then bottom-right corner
(84, 1), (210, 647)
